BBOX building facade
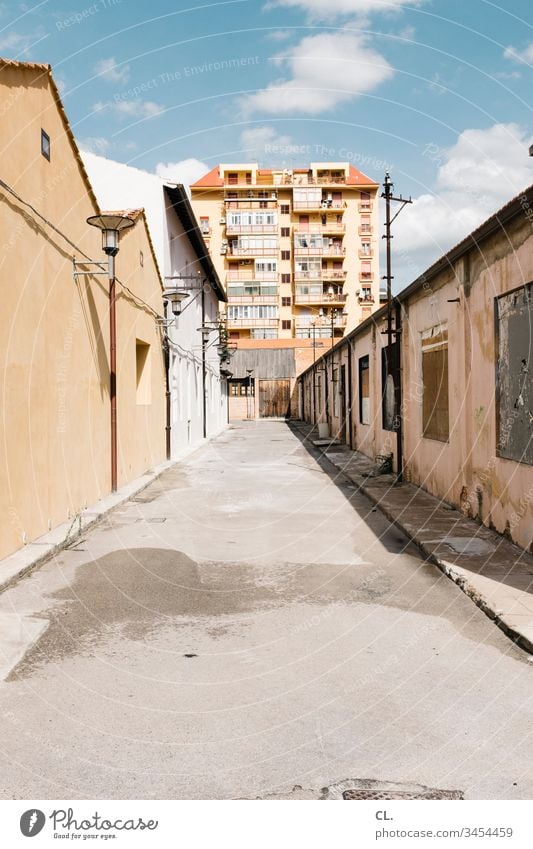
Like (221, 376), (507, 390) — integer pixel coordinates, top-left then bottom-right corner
(190, 162), (381, 343)
(0, 60), (167, 561)
(298, 186), (533, 554)
(82, 153), (229, 457)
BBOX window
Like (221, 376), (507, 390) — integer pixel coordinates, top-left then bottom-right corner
(280, 227), (290, 237)
(228, 305), (278, 319)
(135, 340), (151, 405)
(421, 325), (449, 441)
(41, 129), (50, 161)
(281, 250), (291, 260)
(496, 283), (533, 464)
(200, 217), (210, 235)
(361, 241), (371, 256)
(281, 296), (291, 307)
(280, 204), (290, 215)
(228, 172), (238, 185)
(281, 273), (291, 284)
(229, 379), (254, 396)
(255, 259), (277, 274)
(282, 320), (292, 330)
(359, 355), (370, 424)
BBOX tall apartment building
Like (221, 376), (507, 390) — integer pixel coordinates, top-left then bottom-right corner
(190, 162), (381, 342)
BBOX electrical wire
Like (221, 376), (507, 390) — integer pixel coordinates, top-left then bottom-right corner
(0, 175), (162, 321)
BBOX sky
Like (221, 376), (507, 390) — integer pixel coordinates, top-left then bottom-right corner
(2, 0), (533, 287)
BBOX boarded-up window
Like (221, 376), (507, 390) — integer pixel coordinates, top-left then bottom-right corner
(496, 283), (533, 465)
(421, 325), (449, 441)
(359, 355), (370, 424)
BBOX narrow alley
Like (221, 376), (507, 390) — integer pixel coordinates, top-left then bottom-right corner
(0, 422), (532, 800)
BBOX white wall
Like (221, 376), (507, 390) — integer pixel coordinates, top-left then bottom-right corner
(82, 152), (227, 458)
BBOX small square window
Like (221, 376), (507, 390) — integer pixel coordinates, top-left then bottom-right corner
(281, 296), (291, 307)
(280, 204), (290, 215)
(41, 129), (50, 161)
(280, 227), (290, 237)
(281, 319), (292, 330)
(281, 250), (291, 260)
(281, 273), (291, 284)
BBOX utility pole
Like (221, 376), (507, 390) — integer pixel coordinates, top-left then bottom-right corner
(311, 321), (317, 425)
(381, 172), (412, 481)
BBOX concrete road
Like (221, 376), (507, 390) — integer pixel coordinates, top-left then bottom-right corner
(1, 421), (532, 800)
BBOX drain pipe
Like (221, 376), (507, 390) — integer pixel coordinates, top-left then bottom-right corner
(395, 299), (403, 482)
(164, 338), (171, 461)
(347, 338), (353, 450)
(201, 285), (207, 440)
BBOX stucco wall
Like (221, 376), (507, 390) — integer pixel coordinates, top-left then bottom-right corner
(0, 66), (166, 560)
(299, 201), (533, 553)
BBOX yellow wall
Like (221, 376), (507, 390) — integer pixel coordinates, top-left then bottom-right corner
(0, 65), (166, 560)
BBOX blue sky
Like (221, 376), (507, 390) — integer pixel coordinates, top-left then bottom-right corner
(2, 0), (533, 283)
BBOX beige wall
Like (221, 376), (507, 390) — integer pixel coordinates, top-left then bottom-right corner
(299, 204), (533, 553)
(0, 65), (166, 560)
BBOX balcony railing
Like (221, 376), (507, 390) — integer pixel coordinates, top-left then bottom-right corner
(294, 246), (345, 257)
(293, 201), (347, 211)
(226, 271), (279, 282)
(322, 269), (346, 281)
(293, 224), (345, 235)
(227, 317), (279, 327)
(294, 292), (347, 306)
(295, 314), (347, 328)
(359, 273), (374, 282)
(227, 294), (278, 305)
(359, 226), (373, 235)
(225, 224), (278, 235)
(227, 246), (279, 256)
(224, 198), (277, 208)
(358, 202), (373, 212)
(359, 249), (373, 258)
(294, 270), (323, 281)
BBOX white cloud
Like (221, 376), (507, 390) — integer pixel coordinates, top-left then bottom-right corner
(0, 28), (49, 54)
(241, 29), (393, 114)
(392, 123), (533, 286)
(94, 57), (130, 83)
(240, 126), (294, 155)
(79, 136), (110, 155)
(266, 0), (422, 18)
(154, 159), (210, 188)
(93, 99), (164, 118)
(503, 43), (533, 65)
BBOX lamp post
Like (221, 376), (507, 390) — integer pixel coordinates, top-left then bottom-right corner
(246, 368), (254, 419)
(86, 213), (135, 492)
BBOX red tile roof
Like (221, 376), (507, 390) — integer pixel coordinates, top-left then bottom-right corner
(346, 165), (379, 186)
(191, 166), (223, 188)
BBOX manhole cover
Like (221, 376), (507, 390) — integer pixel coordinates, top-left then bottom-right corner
(323, 780), (463, 801)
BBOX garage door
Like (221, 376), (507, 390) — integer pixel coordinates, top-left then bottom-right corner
(258, 379), (291, 418)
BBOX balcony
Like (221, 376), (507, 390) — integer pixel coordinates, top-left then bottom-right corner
(295, 314), (347, 328)
(359, 249), (373, 259)
(293, 224), (345, 235)
(359, 273), (374, 282)
(294, 290), (347, 306)
(322, 269), (346, 281)
(226, 270), (279, 282)
(225, 224), (278, 235)
(359, 226), (373, 236)
(293, 200), (347, 211)
(294, 245), (345, 257)
(358, 202), (373, 212)
(358, 289), (374, 303)
(227, 317), (279, 328)
(227, 293), (278, 305)
(226, 245), (279, 257)
(224, 197), (277, 208)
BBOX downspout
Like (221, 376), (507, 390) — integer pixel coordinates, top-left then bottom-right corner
(109, 255), (118, 492)
(395, 299), (403, 482)
(347, 338), (353, 449)
(201, 285), (207, 440)
(164, 337), (171, 461)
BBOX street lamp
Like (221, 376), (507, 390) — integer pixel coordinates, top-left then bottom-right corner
(83, 212), (136, 493)
(246, 368), (254, 420)
(163, 289), (189, 318)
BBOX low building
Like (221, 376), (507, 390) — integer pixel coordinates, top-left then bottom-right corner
(82, 153), (228, 456)
(0, 59), (166, 560)
(298, 186), (533, 553)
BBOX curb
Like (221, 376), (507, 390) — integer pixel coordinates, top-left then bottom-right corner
(321, 450), (533, 657)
